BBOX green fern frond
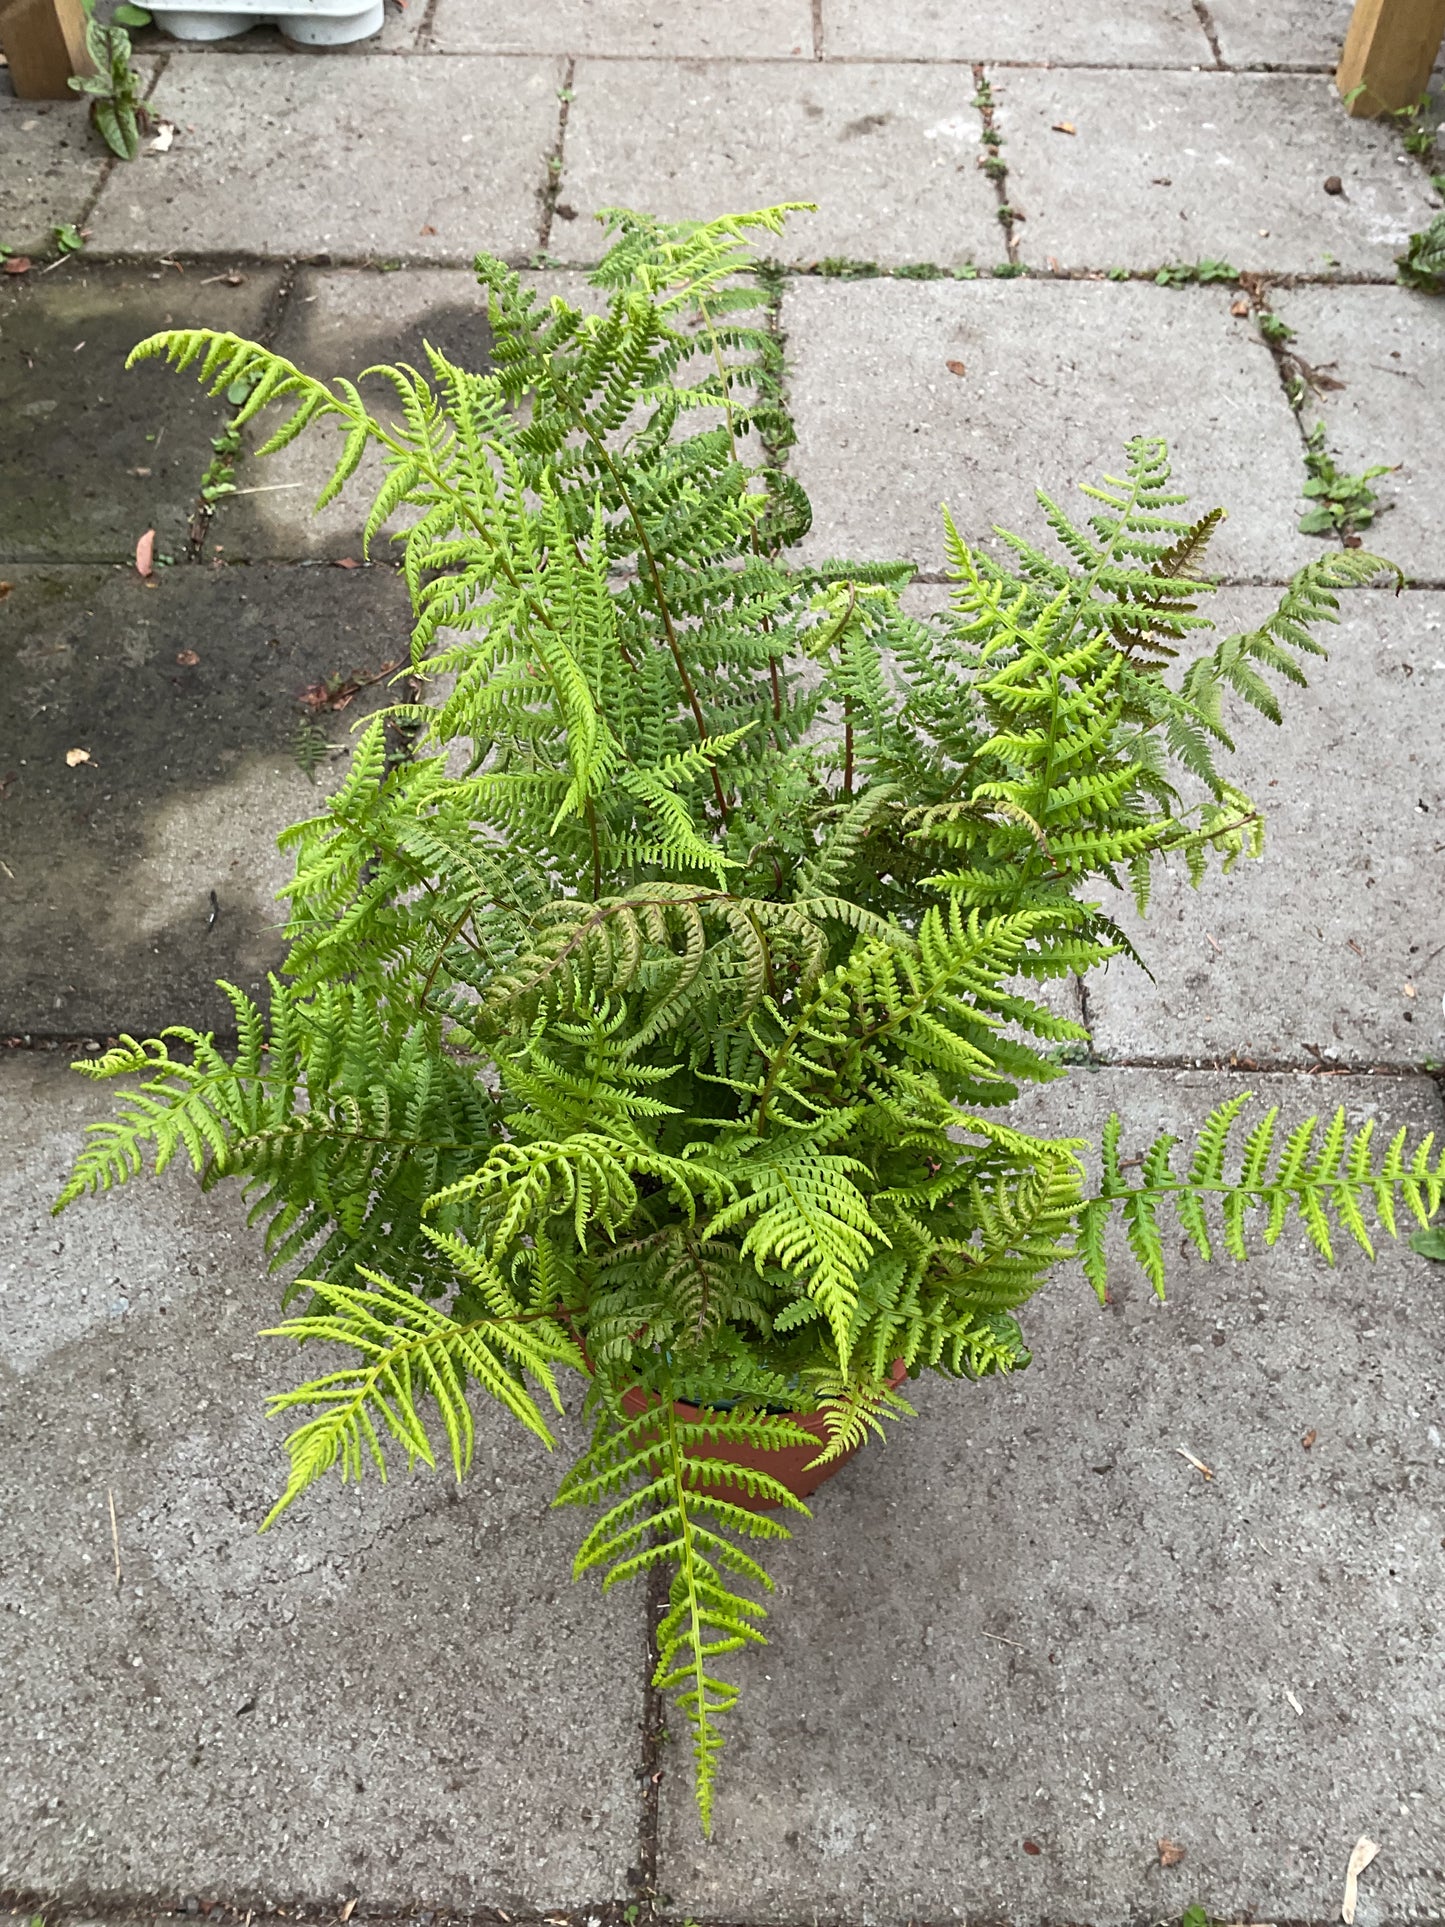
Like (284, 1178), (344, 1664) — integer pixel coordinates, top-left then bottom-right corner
(1077, 1097), (1444, 1300)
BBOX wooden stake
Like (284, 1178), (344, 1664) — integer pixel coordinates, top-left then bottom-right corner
(1337, 0), (1445, 114)
(0, 0), (93, 99)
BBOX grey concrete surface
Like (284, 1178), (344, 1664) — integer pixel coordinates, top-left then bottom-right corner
(1270, 284), (1445, 588)
(1207, 0), (1355, 70)
(0, 266), (281, 564)
(782, 276), (1312, 581)
(995, 69), (1436, 275)
(1084, 588), (1445, 1071)
(86, 55), (565, 262)
(0, 89), (107, 256)
(658, 1066), (1445, 1924)
(820, 0), (1212, 65)
(0, 1051), (646, 1908)
(0, 563), (411, 1038)
(558, 59), (1000, 270)
(433, 0), (813, 56)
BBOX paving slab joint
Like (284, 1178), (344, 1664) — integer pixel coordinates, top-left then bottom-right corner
(536, 56), (577, 257)
(970, 65), (1018, 264)
(626, 1557), (670, 1921)
(1190, 0), (1225, 68)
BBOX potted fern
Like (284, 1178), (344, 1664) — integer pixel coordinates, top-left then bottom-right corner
(58, 204), (1441, 1831)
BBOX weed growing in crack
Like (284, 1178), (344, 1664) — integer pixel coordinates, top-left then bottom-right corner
(1398, 211), (1445, 291)
(1154, 259), (1239, 288)
(1257, 310), (1296, 345)
(814, 256), (880, 279)
(1299, 421), (1392, 539)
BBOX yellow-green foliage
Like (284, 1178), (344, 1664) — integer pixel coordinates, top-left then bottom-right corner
(57, 204), (1438, 1829)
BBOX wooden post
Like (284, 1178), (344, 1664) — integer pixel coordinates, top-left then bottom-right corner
(1337, 0), (1445, 114)
(0, 0), (93, 98)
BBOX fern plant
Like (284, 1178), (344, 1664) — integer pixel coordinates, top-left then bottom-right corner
(57, 203), (1440, 1831)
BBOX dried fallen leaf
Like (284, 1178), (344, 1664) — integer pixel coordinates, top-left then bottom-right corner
(65, 747), (92, 767)
(0, 581), (12, 601)
(333, 557), (361, 570)
(176, 649), (200, 666)
(1176, 1445), (1215, 1481)
(135, 528), (156, 578)
(1403, 981), (1416, 998)
(1302, 1428), (1317, 1449)
(1158, 1838), (1187, 1868)
(945, 358), (967, 376)
(4, 257), (32, 276)
(150, 121), (176, 153)
(129, 465), (152, 477)
(1341, 1836), (1379, 1925)
(419, 224), (437, 236)
(1230, 297), (1251, 316)
(1022, 1839), (1042, 1856)
(1051, 121), (1076, 135)
(339, 1902), (357, 1923)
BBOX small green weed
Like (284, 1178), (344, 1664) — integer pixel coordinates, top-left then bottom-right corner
(992, 262), (1028, 278)
(893, 262), (948, 280)
(1107, 266), (1130, 281)
(1155, 259), (1239, 288)
(293, 715), (333, 782)
(68, 0), (148, 159)
(1397, 210), (1445, 291)
(53, 223), (86, 254)
(1180, 1909), (1211, 1927)
(1257, 310), (1295, 345)
(815, 256), (880, 279)
(1299, 421), (1391, 537)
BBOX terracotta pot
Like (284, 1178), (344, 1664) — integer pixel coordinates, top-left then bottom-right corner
(617, 1358), (909, 1514)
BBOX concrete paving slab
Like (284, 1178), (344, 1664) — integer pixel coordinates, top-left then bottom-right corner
(0, 1050), (646, 1908)
(433, 0), (812, 57)
(86, 55), (565, 263)
(782, 276), (1311, 581)
(820, 0), (1212, 65)
(994, 69), (1435, 275)
(658, 1064), (1445, 1925)
(559, 59), (999, 270)
(1084, 587), (1445, 1072)
(1207, 0), (1353, 70)
(0, 265), (280, 564)
(0, 87), (107, 256)
(0, 562), (412, 1038)
(1269, 284), (1445, 588)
